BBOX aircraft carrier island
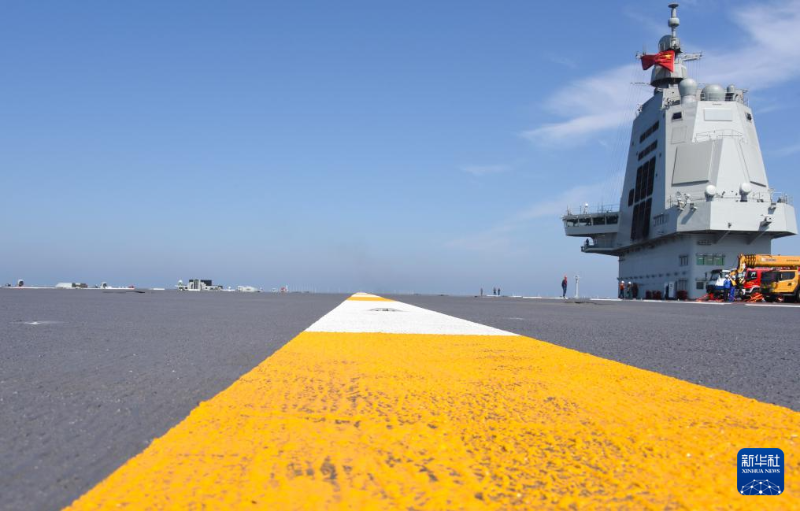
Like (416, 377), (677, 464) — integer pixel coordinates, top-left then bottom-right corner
(563, 4), (797, 299)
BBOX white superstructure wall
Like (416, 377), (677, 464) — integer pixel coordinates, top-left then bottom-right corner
(618, 233), (771, 299)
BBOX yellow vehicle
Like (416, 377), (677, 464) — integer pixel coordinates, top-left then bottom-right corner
(732, 254), (800, 275)
(761, 270), (800, 302)
(731, 254), (800, 301)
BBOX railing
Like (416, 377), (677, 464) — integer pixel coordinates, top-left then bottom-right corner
(564, 204), (618, 216)
(581, 238), (618, 252)
(694, 129), (745, 143)
(566, 217), (618, 228)
(667, 191), (793, 207)
(699, 92), (749, 106)
(773, 193), (793, 205)
(563, 206), (620, 229)
(662, 89), (749, 108)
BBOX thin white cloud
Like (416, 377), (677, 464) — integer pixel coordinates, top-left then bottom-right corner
(700, 0), (800, 88)
(523, 0), (800, 146)
(520, 109), (632, 145)
(544, 53), (578, 69)
(445, 224), (517, 253)
(446, 182), (606, 253)
(520, 64), (648, 146)
(459, 164), (511, 176)
(622, 8), (666, 38)
(515, 183), (607, 220)
(749, 95), (795, 114)
(772, 141), (800, 157)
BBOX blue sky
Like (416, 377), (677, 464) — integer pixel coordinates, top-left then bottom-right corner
(2, 1), (800, 295)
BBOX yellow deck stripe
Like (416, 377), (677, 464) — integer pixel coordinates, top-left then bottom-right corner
(66, 294), (800, 509)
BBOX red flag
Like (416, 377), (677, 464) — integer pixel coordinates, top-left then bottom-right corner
(641, 50), (675, 72)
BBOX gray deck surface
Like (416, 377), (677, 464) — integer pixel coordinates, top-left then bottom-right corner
(391, 294), (800, 411)
(0, 289), (346, 511)
(2, 290), (798, 510)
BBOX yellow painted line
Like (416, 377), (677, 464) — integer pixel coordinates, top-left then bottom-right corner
(346, 292), (394, 302)
(67, 303), (800, 509)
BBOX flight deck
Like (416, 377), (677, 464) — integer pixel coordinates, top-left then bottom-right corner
(2, 290), (798, 509)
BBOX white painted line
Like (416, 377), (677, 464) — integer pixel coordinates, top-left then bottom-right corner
(520, 296), (732, 305)
(745, 303), (800, 308)
(307, 297), (516, 336)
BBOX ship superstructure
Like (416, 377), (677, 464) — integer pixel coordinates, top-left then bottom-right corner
(563, 3), (797, 299)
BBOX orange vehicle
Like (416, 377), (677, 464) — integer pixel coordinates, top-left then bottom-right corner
(732, 254), (800, 301)
(739, 268), (773, 297)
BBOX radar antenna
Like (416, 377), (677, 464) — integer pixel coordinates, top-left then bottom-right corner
(668, 3), (680, 37)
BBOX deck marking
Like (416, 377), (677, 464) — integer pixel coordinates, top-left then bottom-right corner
(307, 297), (514, 336)
(346, 292), (394, 302)
(68, 294), (800, 510)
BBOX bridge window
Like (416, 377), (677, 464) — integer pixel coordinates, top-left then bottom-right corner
(633, 157), (656, 203)
(672, 112), (683, 121)
(638, 140), (658, 161)
(641, 199), (651, 238)
(696, 254), (724, 266)
(639, 120), (660, 144)
(630, 198), (652, 240)
(635, 166), (643, 202)
(630, 156), (657, 242)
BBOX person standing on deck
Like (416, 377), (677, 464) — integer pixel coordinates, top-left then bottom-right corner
(561, 275), (568, 299)
(725, 276), (735, 302)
